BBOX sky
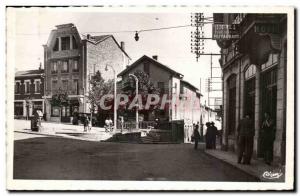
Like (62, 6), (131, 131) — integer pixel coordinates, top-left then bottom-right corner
(7, 7), (222, 106)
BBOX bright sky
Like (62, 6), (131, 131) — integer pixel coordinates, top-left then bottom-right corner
(7, 7), (222, 105)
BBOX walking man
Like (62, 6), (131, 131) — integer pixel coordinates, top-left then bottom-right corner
(83, 114), (89, 132)
(237, 114), (255, 164)
(193, 123), (201, 149)
(205, 122), (212, 149)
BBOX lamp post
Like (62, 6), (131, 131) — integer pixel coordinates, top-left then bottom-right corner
(129, 74), (139, 130)
(105, 64), (117, 132)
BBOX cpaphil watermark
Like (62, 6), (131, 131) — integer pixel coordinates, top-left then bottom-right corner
(93, 93), (200, 111)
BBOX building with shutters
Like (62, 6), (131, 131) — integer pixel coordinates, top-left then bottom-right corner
(213, 13), (287, 165)
(43, 23), (130, 122)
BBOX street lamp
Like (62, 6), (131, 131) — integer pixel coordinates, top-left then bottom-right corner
(129, 74), (139, 130)
(105, 64), (117, 132)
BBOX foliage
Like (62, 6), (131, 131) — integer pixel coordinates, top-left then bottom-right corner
(87, 71), (114, 112)
(122, 70), (160, 112)
(50, 89), (70, 107)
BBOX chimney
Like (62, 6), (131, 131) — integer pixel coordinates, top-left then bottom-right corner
(120, 41), (125, 51)
(39, 62), (42, 70)
(152, 55), (158, 60)
(87, 34), (91, 40)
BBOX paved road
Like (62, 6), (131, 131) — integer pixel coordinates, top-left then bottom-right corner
(14, 132), (258, 181)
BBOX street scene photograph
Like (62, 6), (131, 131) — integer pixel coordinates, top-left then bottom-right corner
(6, 6), (294, 191)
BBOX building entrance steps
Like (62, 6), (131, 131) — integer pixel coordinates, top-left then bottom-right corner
(204, 146), (285, 182)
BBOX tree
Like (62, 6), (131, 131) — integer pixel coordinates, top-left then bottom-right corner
(50, 88), (70, 120)
(122, 70), (160, 119)
(87, 71), (114, 113)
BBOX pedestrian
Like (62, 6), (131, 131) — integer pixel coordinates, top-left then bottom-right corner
(210, 121), (218, 149)
(108, 117), (113, 132)
(83, 114), (89, 132)
(237, 114), (255, 165)
(261, 112), (275, 165)
(193, 122), (201, 149)
(105, 117), (110, 132)
(205, 122), (213, 149)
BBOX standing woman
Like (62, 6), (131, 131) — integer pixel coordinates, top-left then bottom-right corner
(261, 112), (276, 165)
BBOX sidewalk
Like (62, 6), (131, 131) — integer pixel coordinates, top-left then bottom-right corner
(14, 119), (112, 141)
(204, 147), (285, 182)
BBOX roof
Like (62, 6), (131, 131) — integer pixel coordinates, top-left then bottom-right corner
(15, 69), (44, 77)
(45, 24), (131, 59)
(181, 80), (199, 91)
(117, 55), (183, 78)
(81, 34), (131, 59)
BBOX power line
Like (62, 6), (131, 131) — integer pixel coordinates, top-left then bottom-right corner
(14, 16), (214, 36)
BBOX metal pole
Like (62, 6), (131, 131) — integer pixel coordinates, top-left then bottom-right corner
(135, 78), (139, 130)
(114, 71), (117, 132)
(129, 74), (139, 130)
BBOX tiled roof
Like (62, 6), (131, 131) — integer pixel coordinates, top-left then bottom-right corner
(118, 55), (183, 78)
(15, 69), (44, 77)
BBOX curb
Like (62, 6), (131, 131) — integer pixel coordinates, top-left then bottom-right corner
(203, 150), (261, 181)
(203, 150), (285, 182)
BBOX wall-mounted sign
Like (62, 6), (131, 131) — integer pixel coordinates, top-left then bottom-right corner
(212, 24), (240, 40)
(254, 23), (280, 34)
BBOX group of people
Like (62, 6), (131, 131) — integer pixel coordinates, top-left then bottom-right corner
(192, 121), (219, 150)
(237, 112), (275, 165)
(205, 122), (219, 149)
(104, 117), (114, 132)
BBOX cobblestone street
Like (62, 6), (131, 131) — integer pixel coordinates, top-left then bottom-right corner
(14, 132), (258, 181)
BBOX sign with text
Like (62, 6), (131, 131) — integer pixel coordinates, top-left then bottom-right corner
(212, 24), (240, 40)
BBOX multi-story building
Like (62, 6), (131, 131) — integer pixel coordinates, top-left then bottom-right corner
(14, 65), (44, 119)
(118, 55), (202, 127)
(213, 14), (287, 165)
(43, 23), (130, 122)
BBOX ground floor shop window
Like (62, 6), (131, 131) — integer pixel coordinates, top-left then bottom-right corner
(51, 106), (60, 117)
(61, 106), (70, 117)
(14, 102), (23, 116)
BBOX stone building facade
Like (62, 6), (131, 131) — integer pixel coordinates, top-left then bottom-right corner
(213, 14), (287, 165)
(43, 23), (130, 122)
(14, 66), (44, 119)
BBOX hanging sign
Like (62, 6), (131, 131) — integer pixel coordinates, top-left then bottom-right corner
(212, 24), (240, 40)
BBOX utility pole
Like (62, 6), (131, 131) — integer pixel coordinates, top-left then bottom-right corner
(129, 74), (139, 130)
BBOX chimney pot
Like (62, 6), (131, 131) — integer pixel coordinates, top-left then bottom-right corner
(120, 41), (125, 50)
(152, 55), (158, 60)
(87, 34), (91, 39)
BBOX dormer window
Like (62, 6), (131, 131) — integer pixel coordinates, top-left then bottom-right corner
(53, 38), (59, 51)
(61, 36), (70, 50)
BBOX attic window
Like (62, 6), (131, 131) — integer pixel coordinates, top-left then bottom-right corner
(72, 36), (78, 49)
(53, 38), (59, 51)
(61, 36), (70, 50)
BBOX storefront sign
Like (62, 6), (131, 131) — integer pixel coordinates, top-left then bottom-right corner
(254, 23), (280, 34)
(212, 24), (240, 40)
